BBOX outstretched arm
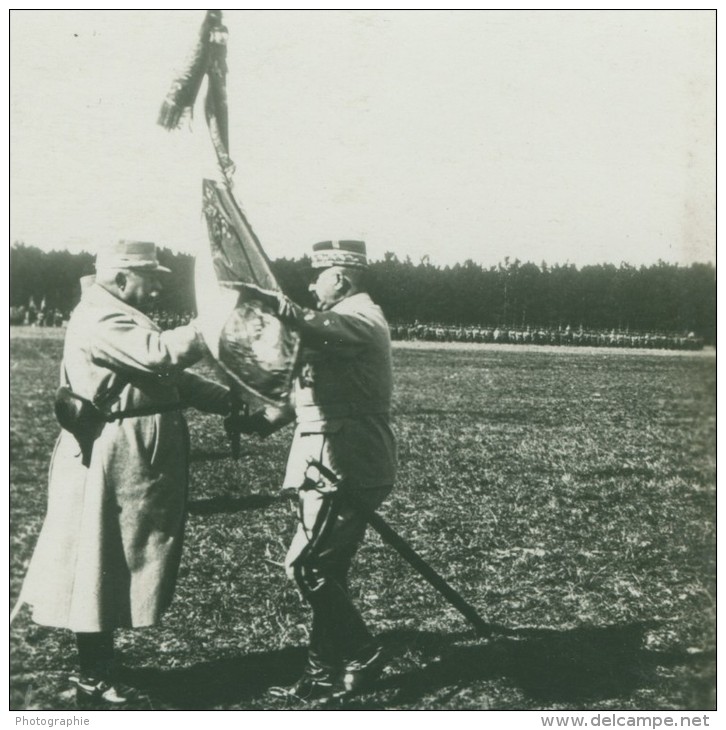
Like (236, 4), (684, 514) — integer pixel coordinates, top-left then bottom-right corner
(91, 314), (207, 375)
(238, 284), (374, 350)
(176, 371), (233, 415)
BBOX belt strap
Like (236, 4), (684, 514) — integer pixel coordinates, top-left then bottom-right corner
(64, 389), (186, 421)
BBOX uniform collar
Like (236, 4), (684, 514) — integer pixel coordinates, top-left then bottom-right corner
(330, 291), (370, 312)
(84, 282), (159, 328)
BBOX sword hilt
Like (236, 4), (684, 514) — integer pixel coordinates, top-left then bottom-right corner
(304, 458), (493, 637)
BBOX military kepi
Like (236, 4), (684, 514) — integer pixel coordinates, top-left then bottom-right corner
(311, 240), (367, 269)
(95, 240), (171, 273)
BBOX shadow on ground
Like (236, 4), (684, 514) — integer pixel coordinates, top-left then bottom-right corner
(374, 624), (674, 707)
(118, 622), (714, 710)
(120, 645), (306, 709)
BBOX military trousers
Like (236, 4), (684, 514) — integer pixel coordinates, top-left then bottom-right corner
(285, 483), (392, 674)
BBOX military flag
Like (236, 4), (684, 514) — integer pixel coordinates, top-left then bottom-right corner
(158, 10), (299, 406)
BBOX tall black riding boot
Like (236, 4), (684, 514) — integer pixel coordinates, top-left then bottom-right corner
(308, 577), (373, 663)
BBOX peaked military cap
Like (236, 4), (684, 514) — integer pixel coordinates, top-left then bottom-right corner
(311, 240), (368, 269)
(95, 240), (171, 273)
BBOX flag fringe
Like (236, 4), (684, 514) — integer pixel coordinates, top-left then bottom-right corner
(157, 11), (221, 131)
(157, 99), (192, 131)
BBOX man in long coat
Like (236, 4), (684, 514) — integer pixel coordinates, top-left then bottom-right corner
(19, 241), (232, 705)
(227, 240), (396, 702)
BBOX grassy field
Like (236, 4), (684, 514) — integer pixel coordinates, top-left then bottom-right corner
(9, 327), (716, 710)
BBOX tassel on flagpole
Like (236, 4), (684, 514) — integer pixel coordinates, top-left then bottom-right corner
(157, 10), (223, 131)
(160, 11), (300, 406)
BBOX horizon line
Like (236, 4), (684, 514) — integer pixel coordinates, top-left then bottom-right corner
(8, 241), (716, 272)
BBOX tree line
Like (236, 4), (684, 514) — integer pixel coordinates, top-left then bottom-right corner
(9, 243), (716, 344)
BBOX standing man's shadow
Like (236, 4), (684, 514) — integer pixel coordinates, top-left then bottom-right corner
(120, 621), (712, 709)
(374, 623), (654, 706)
(120, 645), (307, 709)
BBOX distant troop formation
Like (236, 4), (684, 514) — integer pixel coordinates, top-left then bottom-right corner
(9, 303), (194, 330)
(390, 323), (705, 351)
(10, 301), (67, 328)
(11, 301), (705, 352)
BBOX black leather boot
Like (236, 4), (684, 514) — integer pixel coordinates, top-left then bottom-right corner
(338, 645), (386, 697)
(269, 652), (339, 703)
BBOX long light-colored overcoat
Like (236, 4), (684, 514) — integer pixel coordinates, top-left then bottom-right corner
(21, 283), (230, 632)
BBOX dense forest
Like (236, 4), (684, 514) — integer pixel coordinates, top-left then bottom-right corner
(9, 243), (716, 344)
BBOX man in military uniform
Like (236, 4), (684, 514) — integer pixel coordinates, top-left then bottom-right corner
(228, 239), (396, 701)
(19, 241), (233, 706)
